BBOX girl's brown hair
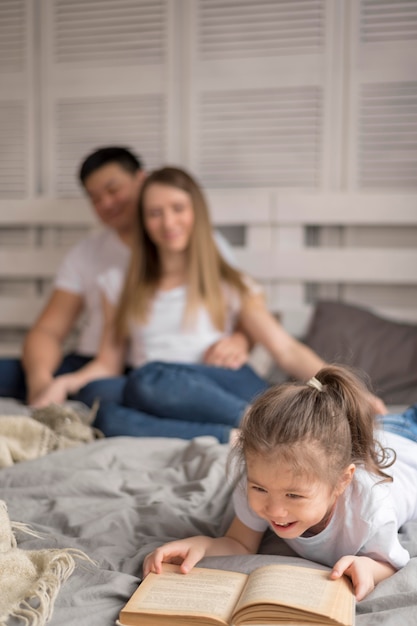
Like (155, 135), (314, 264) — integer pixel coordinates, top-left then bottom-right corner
(114, 166), (249, 339)
(233, 364), (394, 486)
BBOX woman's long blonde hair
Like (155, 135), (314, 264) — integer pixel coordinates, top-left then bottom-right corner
(114, 166), (249, 340)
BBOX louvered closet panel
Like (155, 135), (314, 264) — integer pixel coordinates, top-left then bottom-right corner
(315, 0), (417, 319)
(40, 0), (173, 196)
(0, 0), (35, 197)
(185, 0), (341, 190)
(184, 0), (343, 320)
(0, 0), (37, 353)
(348, 0), (417, 190)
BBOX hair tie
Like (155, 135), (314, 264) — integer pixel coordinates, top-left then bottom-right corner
(307, 376), (323, 392)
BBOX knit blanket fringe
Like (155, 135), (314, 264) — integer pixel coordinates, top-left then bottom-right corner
(0, 501), (93, 626)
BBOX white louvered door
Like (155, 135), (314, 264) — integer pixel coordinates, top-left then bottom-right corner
(39, 0), (177, 196)
(333, 0), (417, 312)
(5, 0), (416, 197)
(183, 0), (344, 190)
(0, 0), (36, 197)
(347, 0), (417, 191)
(181, 0), (346, 322)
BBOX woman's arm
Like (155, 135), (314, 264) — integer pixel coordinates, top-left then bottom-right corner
(237, 293), (386, 413)
(143, 516), (263, 576)
(238, 293), (325, 380)
(30, 296), (126, 406)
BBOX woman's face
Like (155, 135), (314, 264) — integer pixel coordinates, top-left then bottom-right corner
(142, 183), (195, 255)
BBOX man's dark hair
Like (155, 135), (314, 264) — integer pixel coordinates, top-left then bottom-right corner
(78, 146), (143, 185)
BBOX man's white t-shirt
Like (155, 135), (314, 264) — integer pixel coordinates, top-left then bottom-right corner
(233, 430), (417, 570)
(54, 228), (130, 356)
(54, 227), (235, 357)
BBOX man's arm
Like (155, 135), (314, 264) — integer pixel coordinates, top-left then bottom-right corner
(22, 289), (83, 403)
(30, 295), (126, 407)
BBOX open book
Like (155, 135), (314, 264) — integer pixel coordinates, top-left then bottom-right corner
(118, 562), (355, 626)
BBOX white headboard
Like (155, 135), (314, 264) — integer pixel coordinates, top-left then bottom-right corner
(1, 192), (416, 356)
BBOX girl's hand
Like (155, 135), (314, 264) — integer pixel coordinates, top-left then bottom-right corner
(143, 536), (213, 577)
(143, 519), (262, 578)
(331, 555), (396, 601)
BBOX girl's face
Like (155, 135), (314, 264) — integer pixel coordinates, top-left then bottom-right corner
(142, 183), (195, 255)
(246, 452), (354, 540)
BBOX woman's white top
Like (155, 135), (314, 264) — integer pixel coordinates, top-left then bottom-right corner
(99, 267), (246, 366)
(54, 229), (235, 357)
(233, 430), (417, 570)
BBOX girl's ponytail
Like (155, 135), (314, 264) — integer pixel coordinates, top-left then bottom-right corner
(313, 366), (394, 481)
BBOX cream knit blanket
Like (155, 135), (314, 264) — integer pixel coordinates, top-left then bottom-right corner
(0, 402), (102, 468)
(0, 500), (91, 626)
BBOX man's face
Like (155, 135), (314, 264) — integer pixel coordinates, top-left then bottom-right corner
(83, 163), (145, 235)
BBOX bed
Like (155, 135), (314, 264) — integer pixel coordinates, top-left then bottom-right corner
(1, 192), (417, 624)
(0, 432), (416, 626)
(1, 298), (417, 625)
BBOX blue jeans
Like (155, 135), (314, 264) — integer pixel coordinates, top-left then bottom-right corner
(93, 402), (233, 442)
(379, 404), (417, 443)
(0, 354), (94, 402)
(93, 362), (269, 443)
(73, 375), (127, 407)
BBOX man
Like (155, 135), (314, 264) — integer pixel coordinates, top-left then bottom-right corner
(0, 147), (246, 405)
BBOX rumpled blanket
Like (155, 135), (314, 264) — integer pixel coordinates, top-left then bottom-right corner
(0, 500), (91, 626)
(0, 402), (102, 468)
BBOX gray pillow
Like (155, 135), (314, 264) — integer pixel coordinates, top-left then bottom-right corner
(304, 300), (417, 406)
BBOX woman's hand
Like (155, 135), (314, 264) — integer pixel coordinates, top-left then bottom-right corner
(331, 555), (396, 601)
(203, 332), (250, 369)
(365, 392), (388, 416)
(143, 536), (214, 577)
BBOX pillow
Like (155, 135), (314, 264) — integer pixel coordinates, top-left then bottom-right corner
(304, 300), (417, 406)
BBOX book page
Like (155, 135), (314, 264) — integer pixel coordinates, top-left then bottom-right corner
(122, 564), (248, 623)
(233, 564), (353, 624)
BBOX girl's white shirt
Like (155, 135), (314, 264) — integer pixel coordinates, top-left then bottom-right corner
(98, 266), (246, 367)
(233, 429), (417, 570)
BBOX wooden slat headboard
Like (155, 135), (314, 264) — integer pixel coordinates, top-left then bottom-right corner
(1, 191), (416, 355)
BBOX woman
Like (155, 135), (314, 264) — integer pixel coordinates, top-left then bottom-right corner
(32, 167), (384, 441)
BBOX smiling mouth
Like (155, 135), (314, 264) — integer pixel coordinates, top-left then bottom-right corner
(272, 521), (296, 529)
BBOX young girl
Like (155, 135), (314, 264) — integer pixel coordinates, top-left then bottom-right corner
(32, 167), (384, 440)
(143, 364), (417, 600)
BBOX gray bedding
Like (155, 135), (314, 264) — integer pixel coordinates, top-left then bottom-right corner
(1, 435), (416, 626)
